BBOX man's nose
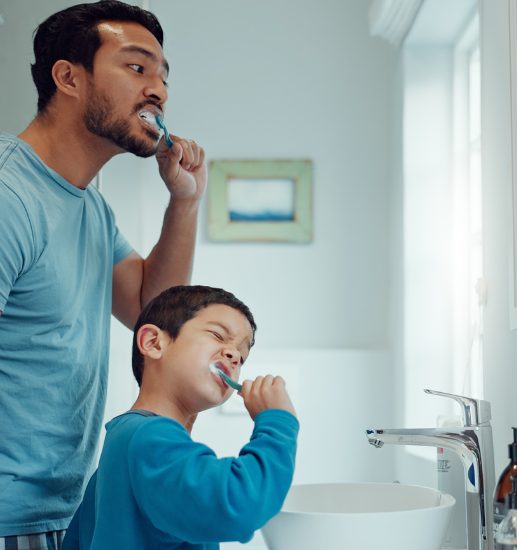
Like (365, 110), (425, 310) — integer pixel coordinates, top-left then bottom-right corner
(143, 77), (168, 104)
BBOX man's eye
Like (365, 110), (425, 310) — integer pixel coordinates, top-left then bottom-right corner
(210, 331), (223, 341)
(129, 64), (144, 74)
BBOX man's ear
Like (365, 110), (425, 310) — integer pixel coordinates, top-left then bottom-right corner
(137, 324), (168, 360)
(51, 59), (84, 100)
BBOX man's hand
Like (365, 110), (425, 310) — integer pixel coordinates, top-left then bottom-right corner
(239, 375), (297, 420)
(155, 135), (207, 201)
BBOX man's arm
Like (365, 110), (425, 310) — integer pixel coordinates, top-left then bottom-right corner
(112, 136), (206, 329)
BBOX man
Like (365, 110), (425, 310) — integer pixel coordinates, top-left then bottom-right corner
(0, 1), (206, 547)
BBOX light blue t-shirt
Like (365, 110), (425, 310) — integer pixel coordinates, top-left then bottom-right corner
(0, 133), (133, 536)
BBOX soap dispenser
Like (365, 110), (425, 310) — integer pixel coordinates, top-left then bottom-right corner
(495, 476), (517, 546)
(494, 428), (517, 549)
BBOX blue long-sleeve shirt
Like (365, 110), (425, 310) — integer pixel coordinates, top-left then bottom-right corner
(63, 408), (299, 549)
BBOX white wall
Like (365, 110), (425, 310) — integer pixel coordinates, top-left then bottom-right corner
(0, 0), (80, 132)
(137, 0), (397, 349)
(480, 0), (517, 475)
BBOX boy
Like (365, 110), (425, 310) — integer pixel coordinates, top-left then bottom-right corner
(63, 285), (299, 549)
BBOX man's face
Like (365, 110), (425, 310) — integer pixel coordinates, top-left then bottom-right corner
(83, 21), (169, 157)
(160, 304), (254, 413)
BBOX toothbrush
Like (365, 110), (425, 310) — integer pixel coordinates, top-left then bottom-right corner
(209, 363), (242, 391)
(155, 115), (174, 148)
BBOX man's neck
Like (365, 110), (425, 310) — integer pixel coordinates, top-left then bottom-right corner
(18, 112), (120, 189)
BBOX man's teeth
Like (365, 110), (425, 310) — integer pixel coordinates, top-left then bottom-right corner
(139, 111), (159, 128)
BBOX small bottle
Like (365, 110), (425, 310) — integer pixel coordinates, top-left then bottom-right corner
(496, 476), (517, 546)
(494, 428), (517, 549)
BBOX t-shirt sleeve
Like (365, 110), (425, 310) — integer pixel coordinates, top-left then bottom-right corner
(127, 410), (299, 544)
(112, 223), (133, 265)
(0, 183), (35, 311)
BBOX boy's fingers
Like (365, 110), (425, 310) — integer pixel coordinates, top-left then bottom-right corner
(239, 379), (253, 396)
(272, 375), (286, 387)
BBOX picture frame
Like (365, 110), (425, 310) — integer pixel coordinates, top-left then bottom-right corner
(207, 159), (313, 242)
(509, 0), (517, 328)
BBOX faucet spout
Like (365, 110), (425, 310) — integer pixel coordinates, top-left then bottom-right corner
(365, 391), (495, 550)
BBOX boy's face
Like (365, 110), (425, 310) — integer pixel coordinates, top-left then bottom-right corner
(159, 304), (253, 413)
(81, 20), (169, 157)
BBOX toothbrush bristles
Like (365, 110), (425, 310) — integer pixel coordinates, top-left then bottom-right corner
(208, 363), (242, 391)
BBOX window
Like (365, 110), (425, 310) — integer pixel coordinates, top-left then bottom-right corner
(402, 8), (481, 447)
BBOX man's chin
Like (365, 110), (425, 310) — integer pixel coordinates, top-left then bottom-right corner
(116, 134), (159, 158)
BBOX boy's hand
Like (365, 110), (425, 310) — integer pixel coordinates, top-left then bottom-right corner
(239, 375), (297, 420)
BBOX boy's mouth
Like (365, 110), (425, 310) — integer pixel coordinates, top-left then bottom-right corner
(209, 362), (231, 389)
(214, 362), (231, 377)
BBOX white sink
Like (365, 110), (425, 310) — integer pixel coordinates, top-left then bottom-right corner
(261, 482), (455, 550)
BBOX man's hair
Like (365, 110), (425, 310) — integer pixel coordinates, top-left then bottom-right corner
(31, 0), (164, 113)
(132, 285), (257, 386)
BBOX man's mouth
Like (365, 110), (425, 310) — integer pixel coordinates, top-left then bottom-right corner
(138, 110), (161, 134)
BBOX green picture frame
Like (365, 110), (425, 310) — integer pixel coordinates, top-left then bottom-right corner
(207, 159), (313, 242)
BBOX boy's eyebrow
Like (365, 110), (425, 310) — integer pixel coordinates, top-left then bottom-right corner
(207, 321), (253, 350)
(119, 45), (169, 75)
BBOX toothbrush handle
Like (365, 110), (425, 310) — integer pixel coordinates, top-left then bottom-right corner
(217, 370), (242, 391)
(163, 130), (173, 148)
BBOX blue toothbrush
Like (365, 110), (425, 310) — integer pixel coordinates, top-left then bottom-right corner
(155, 115), (173, 147)
(209, 363), (242, 391)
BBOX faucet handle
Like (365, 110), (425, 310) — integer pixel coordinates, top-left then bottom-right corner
(424, 388), (491, 426)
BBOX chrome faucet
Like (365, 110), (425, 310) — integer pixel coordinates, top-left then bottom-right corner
(366, 389), (495, 550)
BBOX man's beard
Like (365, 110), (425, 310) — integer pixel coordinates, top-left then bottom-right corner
(84, 85), (158, 158)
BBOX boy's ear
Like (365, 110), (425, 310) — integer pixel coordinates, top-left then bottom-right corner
(136, 324), (168, 360)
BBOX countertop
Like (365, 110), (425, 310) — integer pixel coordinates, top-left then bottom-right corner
(220, 535), (467, 550)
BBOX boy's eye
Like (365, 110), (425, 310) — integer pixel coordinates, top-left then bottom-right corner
(128, 64), (144, 74)
(210, 331), (223, 341)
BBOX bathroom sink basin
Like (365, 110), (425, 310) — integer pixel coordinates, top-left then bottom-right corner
(261, 482), (455, 550)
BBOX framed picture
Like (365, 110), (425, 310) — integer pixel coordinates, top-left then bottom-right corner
(509, 0), (517, 328)
(207, 159), (313, 242)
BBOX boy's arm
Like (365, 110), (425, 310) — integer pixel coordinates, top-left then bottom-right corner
(128, 410), (299, 544)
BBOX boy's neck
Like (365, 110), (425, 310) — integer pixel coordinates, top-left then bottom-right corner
(131, 393), (197, 433)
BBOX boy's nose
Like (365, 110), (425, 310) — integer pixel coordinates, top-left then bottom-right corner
(223, 348), (241, 368)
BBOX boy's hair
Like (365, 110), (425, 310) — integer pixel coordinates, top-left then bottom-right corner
(31, 0), (164, 113)
(132, 285), (257, 386)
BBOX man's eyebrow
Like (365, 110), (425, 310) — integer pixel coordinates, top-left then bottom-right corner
(119, 45), (169, 75)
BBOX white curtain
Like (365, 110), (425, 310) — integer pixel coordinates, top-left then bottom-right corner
(368, 0), (424, 46)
